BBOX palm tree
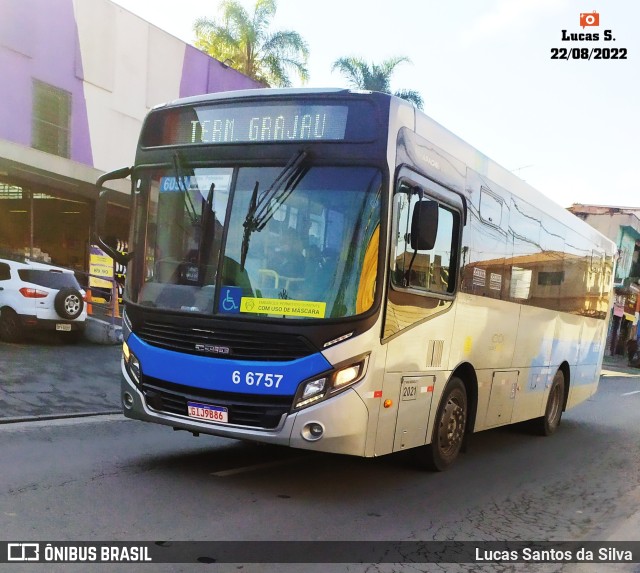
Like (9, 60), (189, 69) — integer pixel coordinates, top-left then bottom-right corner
(331, 56), (423, 109)
(194, 0), (309, 88)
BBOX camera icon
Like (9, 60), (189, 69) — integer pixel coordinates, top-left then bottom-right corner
(580, 11), (600, 28)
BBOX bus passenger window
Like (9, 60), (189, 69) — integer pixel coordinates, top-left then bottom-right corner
(392, 193), (458, 295)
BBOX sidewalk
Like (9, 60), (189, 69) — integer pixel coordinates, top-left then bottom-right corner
(84, 302), (124, 345)
(601, 353), (640, 378)
(0, 337), (122, 423)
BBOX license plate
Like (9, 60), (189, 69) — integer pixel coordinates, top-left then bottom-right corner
(187, 401), (228, 423)
(56, 324), (72, 332)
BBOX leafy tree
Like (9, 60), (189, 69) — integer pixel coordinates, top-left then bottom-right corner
(331, 56), (423, 109)
(194, 0), (309, 88)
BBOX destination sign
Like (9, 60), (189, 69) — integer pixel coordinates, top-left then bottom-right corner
(142, 102), (353, 147)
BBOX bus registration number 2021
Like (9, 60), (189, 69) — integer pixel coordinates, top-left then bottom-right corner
(187, 402), (228, 423)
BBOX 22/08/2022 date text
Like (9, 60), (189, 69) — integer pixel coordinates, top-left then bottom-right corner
(551, 47), (627, 60)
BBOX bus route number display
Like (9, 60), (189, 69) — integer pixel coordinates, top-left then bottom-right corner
(169, 104), (348, 145)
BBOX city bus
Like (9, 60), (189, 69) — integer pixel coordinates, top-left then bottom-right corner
(96, 88), (615, 470)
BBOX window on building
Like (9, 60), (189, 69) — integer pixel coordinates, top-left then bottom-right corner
(616, 247), (630, 283)
(32, 80), (71, 158)
(538, 271), (565, 286)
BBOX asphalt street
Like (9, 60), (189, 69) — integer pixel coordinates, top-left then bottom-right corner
(0, 337), (640, 573)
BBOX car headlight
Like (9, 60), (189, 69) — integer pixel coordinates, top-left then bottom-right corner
(293, 355), (368, 410)
(122, 341), (141, 384)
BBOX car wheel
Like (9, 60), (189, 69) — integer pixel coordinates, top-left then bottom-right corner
(54, 288), (84, 320)
(0, 307), (23, 342)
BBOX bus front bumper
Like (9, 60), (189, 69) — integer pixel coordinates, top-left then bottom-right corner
(120, 360), (369, 456)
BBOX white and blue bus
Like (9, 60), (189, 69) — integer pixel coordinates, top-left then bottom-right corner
(97, 88), (614, 470)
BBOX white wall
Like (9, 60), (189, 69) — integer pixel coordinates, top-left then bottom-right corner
(73, 0), (185, 171)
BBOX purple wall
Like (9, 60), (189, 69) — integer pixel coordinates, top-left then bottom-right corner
(0, 0), (93, 165)
(0, 0), (261, 170)
(180, 45), (262, 98)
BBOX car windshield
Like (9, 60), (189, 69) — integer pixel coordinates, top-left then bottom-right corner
(128, 164), (382, 320)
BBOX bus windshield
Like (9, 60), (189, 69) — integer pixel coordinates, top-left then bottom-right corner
(129, 163), (382, 320)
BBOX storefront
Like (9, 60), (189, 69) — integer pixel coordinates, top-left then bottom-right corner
(0, 178), (91, 269)
(609, 284), (640, 356)
(0, 139), (130, 274)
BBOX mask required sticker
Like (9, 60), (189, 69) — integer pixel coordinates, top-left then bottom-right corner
(240, 297), (326, 318)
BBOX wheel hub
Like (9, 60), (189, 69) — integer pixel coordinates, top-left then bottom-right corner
(64, 295), (81, 315)
(439, 397), (465, 454)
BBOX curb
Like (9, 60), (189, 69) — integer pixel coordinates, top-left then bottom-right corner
(0, 410), (122, 425)
(84, 317), (122, 345)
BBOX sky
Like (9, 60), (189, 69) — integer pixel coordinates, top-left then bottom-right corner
(111, 0), (640, 209)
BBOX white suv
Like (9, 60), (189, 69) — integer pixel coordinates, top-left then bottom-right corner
(0, 256), (87, 342)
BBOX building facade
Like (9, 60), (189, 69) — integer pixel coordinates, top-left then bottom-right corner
(568, 203), (640, 356)
(0, 0), (261, 271)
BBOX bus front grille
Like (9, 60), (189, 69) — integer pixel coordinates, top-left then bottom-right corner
(136, 320), (315, 361)
(141, 377), (293, 430)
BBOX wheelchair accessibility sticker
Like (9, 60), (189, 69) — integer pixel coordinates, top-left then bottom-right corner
(219, 286), (242, 313)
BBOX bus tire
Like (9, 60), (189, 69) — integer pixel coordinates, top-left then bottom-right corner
(532, 369), (565, 436)
(415, 377), (467, 471)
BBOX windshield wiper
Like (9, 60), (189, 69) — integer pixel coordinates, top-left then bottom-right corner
(240, 150), (309, 269)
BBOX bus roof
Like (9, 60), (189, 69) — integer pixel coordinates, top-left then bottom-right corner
(154, 87), (365, 109)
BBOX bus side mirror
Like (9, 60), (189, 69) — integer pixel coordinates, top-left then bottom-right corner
(411, 200), (438, 251)
(95, 167), (133, 265)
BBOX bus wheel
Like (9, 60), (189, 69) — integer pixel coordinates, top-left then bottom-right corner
(416, 377), (467, 471)
(532, 369), (565, 436)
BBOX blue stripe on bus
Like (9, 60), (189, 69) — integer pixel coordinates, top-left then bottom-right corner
(127, 333), (331, 396)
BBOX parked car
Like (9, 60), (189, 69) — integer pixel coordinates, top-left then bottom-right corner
(0, 256), (87, 342)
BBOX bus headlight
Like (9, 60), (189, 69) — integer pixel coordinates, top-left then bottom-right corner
(122, 341), (142, 385)
(333, 364), (362, 389)
(293, 355), (369, 410)
(295, 377), (328, 409)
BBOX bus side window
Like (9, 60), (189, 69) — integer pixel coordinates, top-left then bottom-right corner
(392, 189), (458, 295)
